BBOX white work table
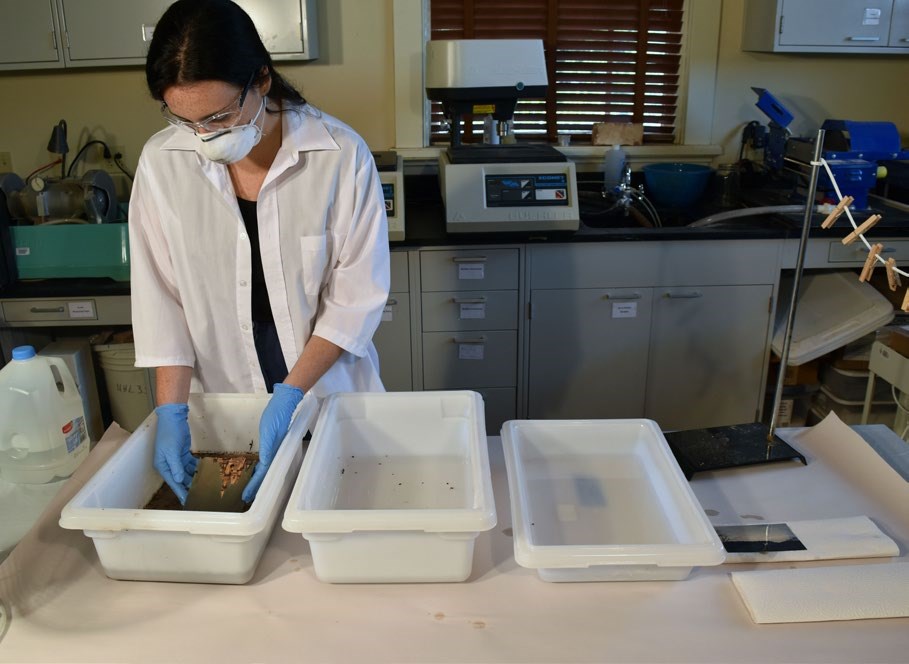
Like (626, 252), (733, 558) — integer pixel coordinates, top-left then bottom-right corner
(1, 417), (908, 663)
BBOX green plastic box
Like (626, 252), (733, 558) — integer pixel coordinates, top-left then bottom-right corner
(11, 223), (130, 282)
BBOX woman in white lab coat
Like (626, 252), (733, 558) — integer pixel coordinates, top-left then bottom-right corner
(129, 0), (390, 504)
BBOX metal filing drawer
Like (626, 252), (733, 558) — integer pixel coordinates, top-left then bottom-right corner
(420, 249), (519, 292)
(422, 330), (517, 389)
(389, 251), (409, 293)
(421, 291), (519, 332)
(373, 295), (412, 392)
(2, 299), (98, 323)
(828, 240), (909, 264)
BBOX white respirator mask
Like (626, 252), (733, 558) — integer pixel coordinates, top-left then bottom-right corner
(197, 96), (266, 165)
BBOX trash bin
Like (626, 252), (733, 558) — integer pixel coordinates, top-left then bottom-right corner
(92, 343), (155, 432)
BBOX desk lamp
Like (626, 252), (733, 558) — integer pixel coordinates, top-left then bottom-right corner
(46, 119), (68, 179)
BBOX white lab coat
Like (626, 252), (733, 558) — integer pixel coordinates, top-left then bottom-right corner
(128, 104), (390, 397)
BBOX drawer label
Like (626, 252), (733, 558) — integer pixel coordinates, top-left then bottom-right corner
(459, 303), (486, 320)
(68, 301), (96, 319)
(458, 344), (484, 360)
(612, 302), (637, 318)
(15, 247), (29, 256)
(381, 304), (394, 322)
(863, 8), (881, 25)
(458, 263), (485, 280)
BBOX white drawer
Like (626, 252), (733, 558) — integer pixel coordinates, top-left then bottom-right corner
(2, 299), (98, 322)
(828, 240), (909, 264)
(420, 249), (519, 292)
(389, 251), (409, 293)
(422, 330), (517, 389)
(373, 295), (412, 392)
(421, 291), (518, 332)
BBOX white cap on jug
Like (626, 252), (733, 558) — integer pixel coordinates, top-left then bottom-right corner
(12, 346), (36, 360)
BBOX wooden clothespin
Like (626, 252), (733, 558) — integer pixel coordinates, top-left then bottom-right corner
(859, 243), (884, 282)
(821, 195), (854, 229)
(886, 258), (902, 291)
(842, 214), (882, 245)
(902, 287), (909, 313)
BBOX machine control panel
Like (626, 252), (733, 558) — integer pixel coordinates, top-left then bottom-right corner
(485, 173), (570, 207)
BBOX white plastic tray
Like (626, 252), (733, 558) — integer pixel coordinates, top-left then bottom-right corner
(501, 419), (725, 582)
(282, 391), (496, 583)
(772, 271), (894, 366)
(59, 393), (319, 584)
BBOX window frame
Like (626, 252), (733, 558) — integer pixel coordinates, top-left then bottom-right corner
(392, 0), (721, 166)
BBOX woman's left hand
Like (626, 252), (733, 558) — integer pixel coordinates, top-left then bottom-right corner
(243, 383), (305, 503)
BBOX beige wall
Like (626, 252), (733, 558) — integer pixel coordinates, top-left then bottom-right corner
(0, 0), (395, 180)
(712, 0), (909, 164)
(1, 0), (907, 182)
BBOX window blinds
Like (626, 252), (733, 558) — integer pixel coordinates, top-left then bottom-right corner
(429, 0), (685, 144)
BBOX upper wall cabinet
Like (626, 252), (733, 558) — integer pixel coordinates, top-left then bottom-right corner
(0, 0), (318, 71)
(743, 0), (909, 53)
(0, 0), (63, 69)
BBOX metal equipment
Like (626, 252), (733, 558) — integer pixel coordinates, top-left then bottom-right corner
(0, 170), (127, 281)
(372, 151), (405, 241)
(752, 87), (909, 209)
(425, 39), (580, 233)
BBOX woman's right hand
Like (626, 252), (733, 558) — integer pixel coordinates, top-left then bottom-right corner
(153, 403), (198, 504)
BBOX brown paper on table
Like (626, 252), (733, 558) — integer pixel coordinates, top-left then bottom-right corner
(592, 122), (644, 146)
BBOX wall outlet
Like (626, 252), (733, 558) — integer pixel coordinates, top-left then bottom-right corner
(0, 151), (13, 173)
(104, 145), (124, 172)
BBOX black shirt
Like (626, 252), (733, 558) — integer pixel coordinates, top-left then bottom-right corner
(236, 197), (274, 324)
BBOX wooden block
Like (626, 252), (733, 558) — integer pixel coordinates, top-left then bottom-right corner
(820, 195), (854, 229)
(859, 243), (884, 282)
(886, 258), (902, 291)
(592, 122), (644, 146)
(902, 288), (909, 313)
(842, 214), (882, 245)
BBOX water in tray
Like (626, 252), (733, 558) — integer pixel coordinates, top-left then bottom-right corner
(524, 455), (675, 547)
(334, 455), (469, 510)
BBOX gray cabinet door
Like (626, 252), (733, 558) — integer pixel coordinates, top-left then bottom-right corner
(57, 0), (316, 67)
(372, 295), (412, 392)
(0, 0), (62, 69)
(890, 0), (909, 44)
(527, 288), (652, 419)
(779, 0), (893, 46)
(58, 0), (171, 65)
(645, 285), (773, 430)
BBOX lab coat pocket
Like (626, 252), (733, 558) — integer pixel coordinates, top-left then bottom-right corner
(300, 234), (328, 294)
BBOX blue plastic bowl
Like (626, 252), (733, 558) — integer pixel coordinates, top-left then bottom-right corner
(642, 163), (714, 208)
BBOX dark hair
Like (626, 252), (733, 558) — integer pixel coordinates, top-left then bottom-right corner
(146, 0), (305, 108)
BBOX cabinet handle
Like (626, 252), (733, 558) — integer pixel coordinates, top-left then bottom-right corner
(856, 246), (896, 254)
(847, 36), (881, 42)
(452, 336), (487, 344)
(452, 256), (487, 263)
(386, 298), (398, 306)
(452, 297), (487, 304)
(664, 291), (703, 299)
(603, 293), (642, 301)
(30, 306), (65, 314)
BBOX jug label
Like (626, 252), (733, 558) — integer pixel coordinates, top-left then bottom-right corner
(63, 417), (87, 453)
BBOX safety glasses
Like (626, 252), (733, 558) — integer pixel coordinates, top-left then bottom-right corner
(161, 71), (258, 134)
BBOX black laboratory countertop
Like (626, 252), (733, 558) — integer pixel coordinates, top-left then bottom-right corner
(4, 171), (909, 300)
(394, 171), (909, 247)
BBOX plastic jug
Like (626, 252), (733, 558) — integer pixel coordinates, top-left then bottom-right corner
(0, 346), (89, 484)
(602, 144), (627, 192)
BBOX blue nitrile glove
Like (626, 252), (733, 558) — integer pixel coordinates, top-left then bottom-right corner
(243, 383), (305, 504)
(153, 403), (198, 505)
